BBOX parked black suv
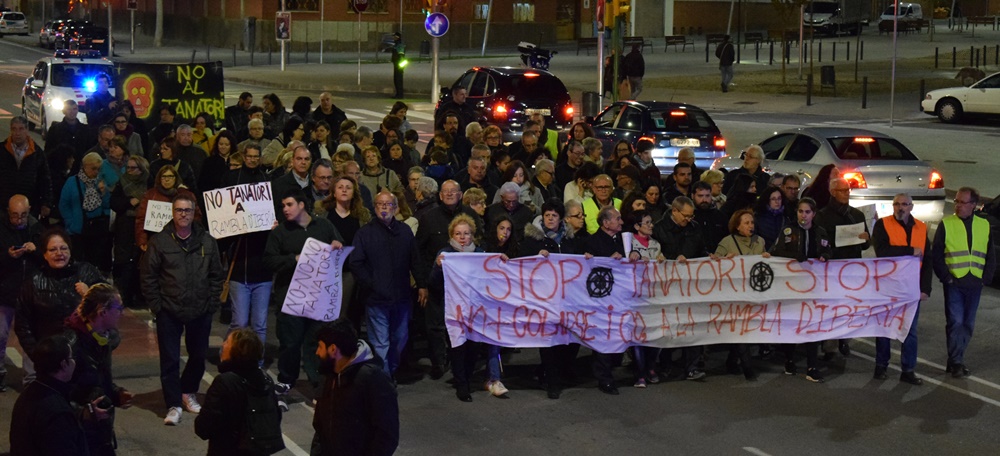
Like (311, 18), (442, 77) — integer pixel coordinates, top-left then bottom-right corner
(435, 67), (574, 142)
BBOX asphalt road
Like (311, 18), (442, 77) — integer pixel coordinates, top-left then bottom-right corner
(2, 35), (1000, 456)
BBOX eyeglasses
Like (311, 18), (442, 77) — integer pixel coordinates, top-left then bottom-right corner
(244, 154), (261, 159)
(315, 175), (334, 181)
(675, 210), (695, 221)
(784, 186), (800, 192)
(161, 175), (177, 179)
(892, 202), (912, 207)
(593, 185), (612, 190)
(174, 208), (195, 214)
(375, 202), (396, 209)
(441, 190), (461, 195)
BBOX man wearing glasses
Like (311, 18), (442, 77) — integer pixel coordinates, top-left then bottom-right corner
(871, 193), (931, 385)
(932, 187), (996, 378)
(141, 194), (224, 425)
(532, 158), (561, 201)
(583, 174), (621, 235)
(815, 177), (870, 359)
(0, 195), (43, 391)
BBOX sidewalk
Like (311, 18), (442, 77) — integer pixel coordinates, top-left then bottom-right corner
(103, 25), (1000, 121)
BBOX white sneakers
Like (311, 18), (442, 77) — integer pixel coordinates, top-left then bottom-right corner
(486, 380), (509, 397)
(164, 407), (182, 426)
(181, 393), (202, 413)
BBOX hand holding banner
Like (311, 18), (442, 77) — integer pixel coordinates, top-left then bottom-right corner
(281, 238), (354, 322)
(202, 182), (277, 239)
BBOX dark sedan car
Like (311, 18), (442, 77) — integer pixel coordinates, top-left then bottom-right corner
(68, 25), (109, 56)
(435, 66), (574, 142)
(587, 101), (727, 175)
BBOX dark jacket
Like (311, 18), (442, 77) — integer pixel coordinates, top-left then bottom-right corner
(140, 222), (224, 322)
(176, 144), (208, 181)
(584, 228), (626, 258)
(0, 215), (43, 307)
(350, 218), (426, 306)
(815, 199), (871, 259)
(222, 165), (274, 284)
(270, 171), (309, 216)
(653, 216), (710, 260)
(484, 201), (535, 242)
(45, 119), (95, 172)
(312, 106), (348, 137)
(694, 206), (728, 251)
(434, 101), (478, 137)
(721, 166), (769, 198)
(147, 157), (198, 193)
(84, 90), (116, 130)
(313, 341), (399, 456)
(16, 261), (104, 356)
(64, 312), (124, 454)
(225, 104), (252, 141)
(872, 216), (932, 294)
(622, 49), (645, 78)
(263, 216), (343, 291)
(195, 360), (282, 456)
(715, 40), (735, 66)
(770, 222), (833, 262)
(1, 136), (53, 211)
(520, 217), (579, 256)
(10, 375), (90, 456)
(198, 154), (231, 192)
(415, 203), (482, 271)
(755, 206), (791, 251)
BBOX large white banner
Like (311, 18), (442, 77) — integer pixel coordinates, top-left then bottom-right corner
(281, 237), (354, 322)
(202, 182), (277, 239)
(143, 200), (174, 232)
(443, 254), (920, 353)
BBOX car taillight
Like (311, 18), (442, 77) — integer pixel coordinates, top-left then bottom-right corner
(564, 105), (574, 120)
(929, 170), (944, 189)
(492, 103), (508, 121)
(714, 136), (726, 149)
(842, 171), (868, 189)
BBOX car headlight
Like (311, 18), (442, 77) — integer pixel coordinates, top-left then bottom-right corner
(48, 96), (63, 109)
(925, 94), (933, 100)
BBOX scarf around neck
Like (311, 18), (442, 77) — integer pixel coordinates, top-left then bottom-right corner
(77, 171), (102, 212)
(449, 239), (477, 253)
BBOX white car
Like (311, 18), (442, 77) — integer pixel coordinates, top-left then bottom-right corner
(21, 50), (115, 133)
(0, 11), (29, 36)
(712, 127), (946, 221)
(921, 71), (1000, 123)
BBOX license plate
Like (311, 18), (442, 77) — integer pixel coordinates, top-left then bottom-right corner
(670, 138), (701, 147)
(525, 108), (550, 116)
(93, 39), (105, 43)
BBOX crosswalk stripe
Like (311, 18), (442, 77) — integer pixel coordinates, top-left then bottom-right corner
(345, 108), (390, 119)
(0, 108), (11, 116)
(401, 110), (436, 121)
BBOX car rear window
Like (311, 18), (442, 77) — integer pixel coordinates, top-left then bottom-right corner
(50, 63), (112, 88)
(508, 75), (567, 95)
(4, 13), (26, 20)
(827, 137), (918, 160)
(649, 109), (717, 131)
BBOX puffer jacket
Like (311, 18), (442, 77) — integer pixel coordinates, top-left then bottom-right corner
(140, 222), (224, 322)
(520, 216), (579, 256)
(195, 359), (282, 456)
(16, 261), (105, 356)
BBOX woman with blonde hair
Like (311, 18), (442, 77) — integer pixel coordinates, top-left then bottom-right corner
(462, 187), (487, 217)
(358, 145), (403, 198)
(700, 169), (727, 209)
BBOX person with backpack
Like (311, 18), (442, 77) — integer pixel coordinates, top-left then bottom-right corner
(715, 34), (736, 93)
(195, 327), (285, 456)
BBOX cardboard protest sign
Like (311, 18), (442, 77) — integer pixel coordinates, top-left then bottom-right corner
(143, 200), (174, 233)
(443, 254), (920, 353)
(203, 182), (276, 239)
(281, 238), (354, 322)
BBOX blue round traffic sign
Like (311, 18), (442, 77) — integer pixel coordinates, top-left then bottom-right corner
(424, 13), (449, 37)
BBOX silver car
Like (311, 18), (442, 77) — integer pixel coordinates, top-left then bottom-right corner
(0, 11), (29, 37)
(713, 127), (946, 221)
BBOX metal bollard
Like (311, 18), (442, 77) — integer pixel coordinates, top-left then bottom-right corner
(268, 45), (272, 65)
(819, 42), (823, 62)
(862, 76), (868, 109)
(975, 49), (980, 67)
(970, 46), (974, 66)
(756, 42), (760, 62)
(206, 45), (210, 60)
(807, 74), (813, 106)
(190, 49), (197, 63)
(769, 41), (774, 65)
(919, 79), (925, 110)
(847, 41), (851, 61)
(935, 47), (939, 68)
(233, 45), (237, 67)
(860, 40), (864, 60)
(952, 47), (956, 68)
(705, 42), (710, 63)
(833, 42), (836, 62)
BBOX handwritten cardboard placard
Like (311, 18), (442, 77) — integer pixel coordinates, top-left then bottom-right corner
(443, 254), (920, 352)
(143, 200), (174, 233)
(203, 182), (276, 239)
(281, 238), (354, 322)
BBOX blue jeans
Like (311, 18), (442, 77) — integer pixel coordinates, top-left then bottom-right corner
(943, 284), (982, 366)
(0, 306), (14, 375)
(228, 281), (272, 343)
(876, 306), (920, 372)
(485, 344), (502, 381)
(156, 311), (213, 408)
(366, 301), (410, 375)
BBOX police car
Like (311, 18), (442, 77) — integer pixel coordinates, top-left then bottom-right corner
(21, 49), (115, 133)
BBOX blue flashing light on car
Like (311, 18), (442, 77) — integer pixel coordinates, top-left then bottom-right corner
(83, 78), (97, 92)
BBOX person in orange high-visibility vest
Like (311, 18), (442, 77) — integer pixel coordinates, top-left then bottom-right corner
(932, 187), (996, 378)
(871, 193), (932, 385)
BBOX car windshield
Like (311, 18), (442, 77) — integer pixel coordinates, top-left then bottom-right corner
(50, 63), (111, 88)
(806, 3), (838, 14)
(4, 13), (25, 21)
(507, 75), (567, 95)
(77, 28), (107, 38)
(827, 136), (918, 160)
(649, 108), (717, 131)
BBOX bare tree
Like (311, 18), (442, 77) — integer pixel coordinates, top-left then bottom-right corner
(154, 0), (163, 47)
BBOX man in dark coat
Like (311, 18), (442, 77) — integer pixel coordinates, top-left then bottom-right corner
(1, 116), (53, 218)
(312, 92), (348, 138)
(141, 194), (224, 425)
(84, 73), (117, 134)
(434, 86), (477, 137)
(715, 34), (736, 92)
(583, 206), (626, 395)
(0, 194), (43, 391)
(9, 335), (90, 455)
(622, 43), (645, 99)
(225, 92), (254, 142)
(313, 319), (398, 456)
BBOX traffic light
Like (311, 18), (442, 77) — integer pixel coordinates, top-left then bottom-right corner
(618, 0), (631, 16)
(604, 0), (616, 29)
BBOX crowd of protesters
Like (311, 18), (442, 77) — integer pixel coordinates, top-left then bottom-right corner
(1, 82), (993, 454)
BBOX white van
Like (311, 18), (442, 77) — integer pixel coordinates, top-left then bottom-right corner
(21, 50), (115, 133)
(880, 2), (923, 21)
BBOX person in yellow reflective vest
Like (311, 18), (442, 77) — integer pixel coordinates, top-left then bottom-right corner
(931, 187), (996, 378)
(871, 193), (932, 385)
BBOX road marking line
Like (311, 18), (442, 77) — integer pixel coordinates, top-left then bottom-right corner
(743, 447), (773, 456)
(851, 350), (1000, 408)
(853, 338), (1000, 391)
(345, 108), (390, 119)
(0, 108), (12, 115)
(399, 110), (436, 121)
